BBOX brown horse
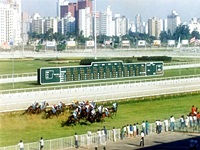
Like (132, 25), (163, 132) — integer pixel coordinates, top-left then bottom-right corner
(35, 103), (49, 114)
(61, 115), (80, 126)
(23, 102), (39, 114)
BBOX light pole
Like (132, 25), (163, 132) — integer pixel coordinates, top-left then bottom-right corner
(11, 45), (15, 88)
(94, 0), (97, 59)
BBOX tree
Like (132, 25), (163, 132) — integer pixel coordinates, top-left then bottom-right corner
(160, 31), (169, 43)
(173, 24), (190, 41)
(191, 30), (200, 39)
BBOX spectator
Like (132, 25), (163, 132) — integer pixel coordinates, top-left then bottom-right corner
(197, 112), (200, 125)
(170, 115), (175, 131)
(155, 120), (159, 134)
(136, 123), (139, 136)
(164, 118), (169, 132)
(120, 126), (125, 140)
(129, 124), (133, 138)
(112, 127), (116, 142)
(18, 140), (24, 150)
(40, 137), (44, 150)
(140, 131), (145, 147)
(145, 121), (149, 135)
(189, 115), (193, 128)
(74, 133), (78, 149)
(185, 115), (189, 129)
(180, 115), (185, 129)
(133, 124), (136, 138)
(141, 121), (146, 135)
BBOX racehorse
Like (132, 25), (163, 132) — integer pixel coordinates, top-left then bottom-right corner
(23, 102), (39, 114)
(108, 106), (118, 116)
(45, 108), (61, 119)
(35, 102), (49, 114)
(61, 115), (80, 126)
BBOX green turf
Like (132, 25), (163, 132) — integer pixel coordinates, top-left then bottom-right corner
(0, 93), (199, 147)
(0, 59), (80, 74)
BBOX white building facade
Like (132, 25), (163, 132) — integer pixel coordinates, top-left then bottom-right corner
(79, 7), (92, 37)
(99, 6), (114, 36)
(167, 10), (181, 34)
(188, 17), (200, 33)
(0, 0), (21, 46)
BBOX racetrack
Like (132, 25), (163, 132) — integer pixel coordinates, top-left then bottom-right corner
(1, 76), (200, 112)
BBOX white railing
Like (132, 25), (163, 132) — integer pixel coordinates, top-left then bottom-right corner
(0, 72), (36, 79)
(1, 75), (200, 95)
(1, 83), (200, 112)
(0, 119), (199, 150)
(0, 61), (200, 80)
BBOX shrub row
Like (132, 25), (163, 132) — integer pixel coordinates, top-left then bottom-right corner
(137, 56), (172, 62)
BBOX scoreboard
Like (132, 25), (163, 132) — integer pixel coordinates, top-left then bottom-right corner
(37, 61), (163, 85)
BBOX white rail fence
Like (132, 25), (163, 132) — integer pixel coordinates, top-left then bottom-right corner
(0, 75), (200, 112)
(0, 61), (200, 80)
(0, 120), (199, 150)
(1, 75), (200, 95)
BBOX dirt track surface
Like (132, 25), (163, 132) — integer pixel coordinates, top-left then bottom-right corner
(69, 132), (200, 150)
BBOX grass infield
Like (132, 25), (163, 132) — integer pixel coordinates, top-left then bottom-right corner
(0, 93), (199, 147)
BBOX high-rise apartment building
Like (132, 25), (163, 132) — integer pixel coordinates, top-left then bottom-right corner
(92, 11), (100, 36)
(0, 0), (21, 45)
(188, 17), (200, 33)
(114, 15), (129, 36)
(135, 14), (141, 33)
(59, 12), (76, 35)
(30, 13), (44, 34)
(21, 12), (29, 44)
(167, 10), (181, 34)
(99, 6), (113, 36)
(79, 7), (92, 37)
(148, 17), (161, 38)
(44, 17), (58, 33)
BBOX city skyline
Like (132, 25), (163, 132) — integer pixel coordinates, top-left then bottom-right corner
(21, 0), (200, 22)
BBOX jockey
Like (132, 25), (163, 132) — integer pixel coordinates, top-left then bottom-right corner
(113, 102), (117, 111)
(98, 105), (103, 114)
(72, 101), (76, 108)
(73, 110), (77, 119)
(32, 101), (37, 110)
(91, 108), (96, 117)
(91, 101), (96, 108)
(78, 105), (82, 114)
(52, 105), (56, 114)
(58, 102), (62, 110)
(105, 107), (109, 116)
(40, 101), (46, 110)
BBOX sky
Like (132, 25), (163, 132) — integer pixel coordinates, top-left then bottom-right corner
(21, 0), (200, 23)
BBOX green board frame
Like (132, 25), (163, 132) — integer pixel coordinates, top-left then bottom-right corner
(37, 61), (163, 85)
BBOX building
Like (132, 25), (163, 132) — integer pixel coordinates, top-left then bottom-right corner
(60, 12), (76, 35)
(43, 17), (58, 33)
(92, 11), (100, 36)
(30, 13), (44, 34)
(79, 7), (92, 37)
(21, 12), (30, 44)
(114, 15), (129, 36)
(167, 10), (181, 34)
(0, 0), (21, 46)
(148, 17), (161, 38)
(135, 14), (142, 33)
(99, 6), (113, 36)
(188, 17), (200, 33)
